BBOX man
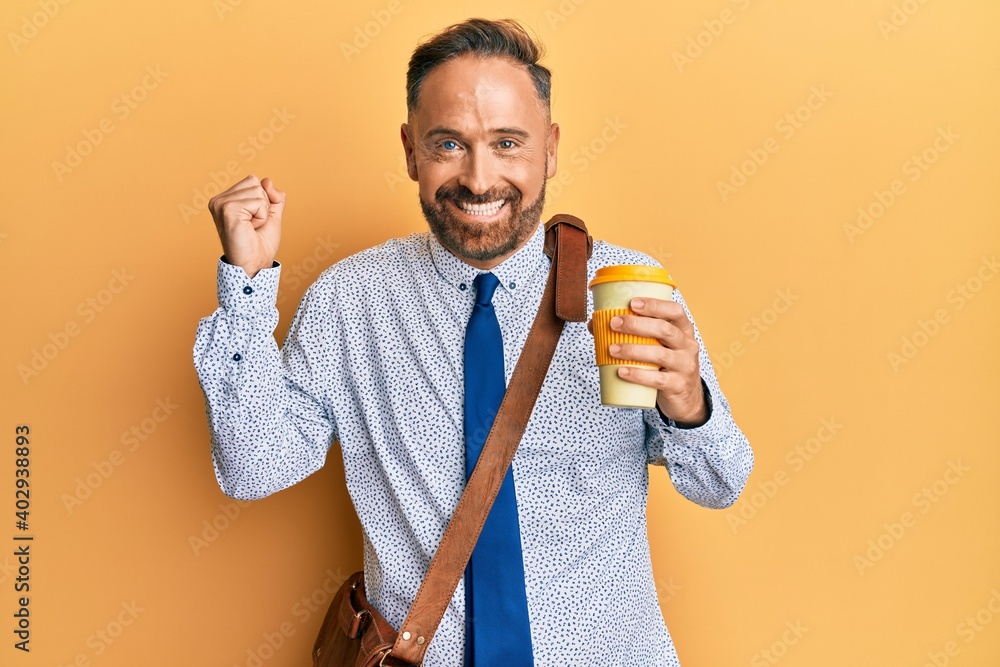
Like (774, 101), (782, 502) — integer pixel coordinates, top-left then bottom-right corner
(193, 17), (753, 666)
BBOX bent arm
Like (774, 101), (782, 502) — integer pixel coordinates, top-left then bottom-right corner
(192, 259), (339, 500)
(644, 288), (754, 509)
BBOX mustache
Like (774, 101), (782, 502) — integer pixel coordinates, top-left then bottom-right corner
(436, 184), (520, 205)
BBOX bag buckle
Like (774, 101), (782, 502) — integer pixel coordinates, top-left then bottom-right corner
(348, 608), (370, 639)
(379, 648), (423, 667)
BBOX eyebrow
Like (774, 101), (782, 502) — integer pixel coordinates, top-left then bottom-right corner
(424, 126), (531, 140)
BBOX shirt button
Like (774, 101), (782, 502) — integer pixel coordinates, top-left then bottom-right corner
(243, 286), (253, 295)
(232, 353), (242, 362)
(459, 283), (467, 291)
(509, 281), (516, 289)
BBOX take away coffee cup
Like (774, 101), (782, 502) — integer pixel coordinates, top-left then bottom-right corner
(589, 265), (677, 408)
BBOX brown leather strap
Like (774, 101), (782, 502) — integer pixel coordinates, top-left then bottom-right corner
(389, 216), (592, 665)
(544, 213), (593, 322)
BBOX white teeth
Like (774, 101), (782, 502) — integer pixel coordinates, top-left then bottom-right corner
(457, 200), (504, 216)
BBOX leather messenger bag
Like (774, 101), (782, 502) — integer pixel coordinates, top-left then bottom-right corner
(311, 214), (593, 666)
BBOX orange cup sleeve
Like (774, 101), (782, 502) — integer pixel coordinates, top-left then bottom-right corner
(591, 308), (660, 368)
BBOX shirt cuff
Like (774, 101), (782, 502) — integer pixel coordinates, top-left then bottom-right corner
(656, 377), (713, 430)
(217, 257), (281, 314)
(649, 382), (733, 459)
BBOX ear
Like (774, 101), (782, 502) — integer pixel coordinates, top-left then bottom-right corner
(545, 122), (560, 179)
(400, 122), (418, 181)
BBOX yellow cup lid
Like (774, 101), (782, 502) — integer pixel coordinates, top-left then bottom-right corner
(588, 264), (676, 288)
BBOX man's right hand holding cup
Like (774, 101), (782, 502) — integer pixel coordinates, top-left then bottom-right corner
(207, 174), (285, 279)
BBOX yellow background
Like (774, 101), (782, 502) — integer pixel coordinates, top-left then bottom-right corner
(2, 0), (998, 665)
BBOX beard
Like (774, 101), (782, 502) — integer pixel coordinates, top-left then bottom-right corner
(420, 177), (546, 264)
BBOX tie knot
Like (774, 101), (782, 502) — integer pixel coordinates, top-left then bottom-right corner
(473, 272), (500, 306)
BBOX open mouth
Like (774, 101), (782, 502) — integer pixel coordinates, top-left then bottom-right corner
(450, 198), (508, 220)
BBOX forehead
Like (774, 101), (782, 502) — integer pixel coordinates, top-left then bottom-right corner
(413, 55), (546, 134)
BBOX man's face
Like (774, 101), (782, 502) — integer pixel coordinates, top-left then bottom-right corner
(401, 55), (560, 268)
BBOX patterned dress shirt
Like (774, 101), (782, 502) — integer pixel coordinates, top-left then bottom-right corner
(192, 219), (754, 666)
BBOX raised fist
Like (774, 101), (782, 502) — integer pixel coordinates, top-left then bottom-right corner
(207, 174), (285, 278)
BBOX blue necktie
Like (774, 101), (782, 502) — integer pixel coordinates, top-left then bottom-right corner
(463, 272), (534, 666)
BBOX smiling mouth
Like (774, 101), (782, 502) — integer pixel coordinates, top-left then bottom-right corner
(451, 198), (507, 218)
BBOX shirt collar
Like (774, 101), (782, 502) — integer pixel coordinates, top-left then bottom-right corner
(428, 220), (549, 299)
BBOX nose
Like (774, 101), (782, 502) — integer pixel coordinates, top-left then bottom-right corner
(456, 145), (498, 196)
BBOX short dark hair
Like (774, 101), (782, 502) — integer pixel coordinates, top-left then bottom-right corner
(406, 18), (552, 117)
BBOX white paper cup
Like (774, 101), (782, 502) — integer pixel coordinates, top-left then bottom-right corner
(589, 265), (676, 408)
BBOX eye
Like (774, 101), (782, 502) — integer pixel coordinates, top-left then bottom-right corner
(498, 139), (517, 149)
(441, 140), (458, 150)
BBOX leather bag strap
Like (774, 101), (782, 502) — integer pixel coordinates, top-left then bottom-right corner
(543, 213), (593, 322)
(388, 215), (592, 665)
